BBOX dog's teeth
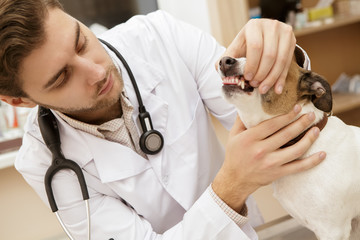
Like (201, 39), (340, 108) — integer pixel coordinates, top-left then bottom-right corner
(238, 79), (245, 89)
(222, 76), (242, 85)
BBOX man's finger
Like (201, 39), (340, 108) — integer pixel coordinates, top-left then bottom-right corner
(275, 126), (321, 165)
(229, 115), (246, 138)
(263, 112), (316, 150)
(243, 21), (263, 81)
(215, 30), (246, 71)
(248, 104), (302, 140)
(281, 150), (326, 175)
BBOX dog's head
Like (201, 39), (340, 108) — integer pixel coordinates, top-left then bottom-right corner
(218, 47), (332, 128)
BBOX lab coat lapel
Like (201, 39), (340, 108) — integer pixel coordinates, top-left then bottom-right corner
(94, 48), (168, 184)
(83, 133), (151, 183)
(118, 49), (169, 176)
(52, 112), (93, 168)
(101, 38), (169, 136)
(53, 110), (151, 183)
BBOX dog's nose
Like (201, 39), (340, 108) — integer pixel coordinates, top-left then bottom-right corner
(219, 56), (236, 74)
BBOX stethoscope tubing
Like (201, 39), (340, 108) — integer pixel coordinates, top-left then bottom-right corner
(39, 106), (91, 240)
(98, 38), (146, 113)
(38, 38), (163, 240)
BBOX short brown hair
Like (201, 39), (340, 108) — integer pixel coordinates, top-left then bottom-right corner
(0, 0), (63, 97)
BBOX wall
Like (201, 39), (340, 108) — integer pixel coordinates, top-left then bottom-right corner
(137, 0), (158, 15)
(157, 0), (212, 33)
(296, 22), (360, 84)
(0, 167), (65, 240)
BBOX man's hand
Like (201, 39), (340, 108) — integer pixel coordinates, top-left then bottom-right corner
(212, 105), (326, 213)
(217, 18), (296, 95)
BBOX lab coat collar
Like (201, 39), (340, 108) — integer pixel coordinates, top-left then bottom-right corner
(53, 110), (152, 183)
(81, 131), (152, 183)
(50, 110), (92, 167)
(53, 107), (167, 186)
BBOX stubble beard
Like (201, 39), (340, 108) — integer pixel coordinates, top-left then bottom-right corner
(35, 64), (123, 116)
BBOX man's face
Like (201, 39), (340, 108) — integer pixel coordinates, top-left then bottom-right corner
(19, 8), (123, 122)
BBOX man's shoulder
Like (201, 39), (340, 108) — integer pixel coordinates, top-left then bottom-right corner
(100, 10), (178, 42)
(14, 107), (47, 174)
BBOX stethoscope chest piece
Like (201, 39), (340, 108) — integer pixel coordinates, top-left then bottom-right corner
(140, 129), (164, 154)
(138, 109), (164, 155)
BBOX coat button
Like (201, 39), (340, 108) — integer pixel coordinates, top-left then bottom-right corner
(162, 175), (169, 185)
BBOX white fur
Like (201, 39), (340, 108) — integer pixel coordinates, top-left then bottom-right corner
(219, 58), (360, 240)
(224, 86), (324, 129)
(273, 117), (360, 240)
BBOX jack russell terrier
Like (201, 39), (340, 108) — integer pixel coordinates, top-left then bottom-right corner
(217, 47), (360, 240)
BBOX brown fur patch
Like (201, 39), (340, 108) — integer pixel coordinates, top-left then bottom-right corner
(261, 60), (302, 115)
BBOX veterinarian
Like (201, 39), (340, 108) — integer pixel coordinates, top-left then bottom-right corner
(0, 0), (326, 239)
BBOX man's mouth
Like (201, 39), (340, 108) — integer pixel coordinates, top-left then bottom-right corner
(98, 72), (114, 96)
(222, 75), (254, 92)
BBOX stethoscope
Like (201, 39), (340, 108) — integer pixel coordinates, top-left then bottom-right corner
(38, 38), (164, 240)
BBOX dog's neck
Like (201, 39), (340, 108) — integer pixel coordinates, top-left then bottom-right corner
(236, 100), (329, 147)
(281, 113), (328, 148)
(237, 97), (326, 127)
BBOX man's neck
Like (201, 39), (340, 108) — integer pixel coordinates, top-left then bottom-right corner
(67, 100), (123, 125)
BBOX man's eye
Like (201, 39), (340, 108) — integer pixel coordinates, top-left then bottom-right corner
(54, 70), (69, 89)
(77, 35), (88, 53)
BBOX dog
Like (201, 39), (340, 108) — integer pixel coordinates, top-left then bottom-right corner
(217, 47), (360, 240)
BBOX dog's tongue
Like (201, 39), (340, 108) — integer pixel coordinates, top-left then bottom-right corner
(222, 76), (246, 89)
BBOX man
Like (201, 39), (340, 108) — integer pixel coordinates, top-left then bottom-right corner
(0, 0), (325, 239)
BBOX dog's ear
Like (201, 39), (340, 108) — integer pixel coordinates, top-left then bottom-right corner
(299, 72), (333, 113)
(294, 46), (305, 67)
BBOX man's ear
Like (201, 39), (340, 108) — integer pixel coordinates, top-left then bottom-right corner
(0, 96), (37, 108)
(299, 72), (333, 113)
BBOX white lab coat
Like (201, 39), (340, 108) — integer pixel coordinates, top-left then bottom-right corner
(15, 10), (263, 239)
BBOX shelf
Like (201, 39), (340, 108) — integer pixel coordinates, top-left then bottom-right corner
(294, 14), (360, 37)
(0, 137), (22, 170)
(255, 215), (316, 240)
(0, 150), (17, 170)
(332, 93), (360, 114)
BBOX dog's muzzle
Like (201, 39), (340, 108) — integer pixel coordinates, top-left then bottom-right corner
(219, 56), (254, 93)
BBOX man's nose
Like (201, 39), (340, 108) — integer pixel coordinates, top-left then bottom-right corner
(81, 59), (107, 85)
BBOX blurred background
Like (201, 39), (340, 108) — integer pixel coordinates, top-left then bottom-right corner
(1, 0), (359, 239)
